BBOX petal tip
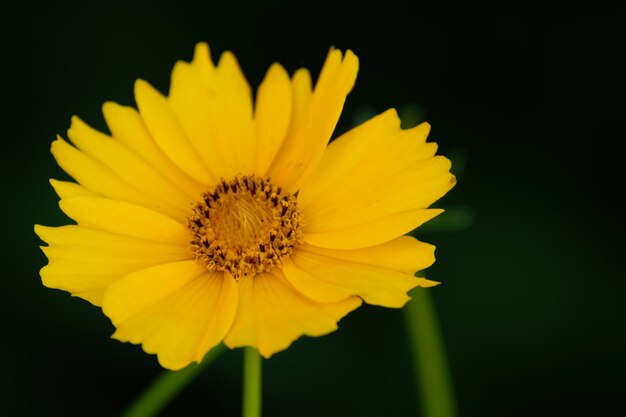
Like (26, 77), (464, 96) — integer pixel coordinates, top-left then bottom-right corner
(134, 78), (155, 97)
(51, 135), (65, 148)
(417, 277), (441, 288)
(194, 42), (211, 60)
(156, 355), (191, 371)
(34, 225), (50, 242)
(417, 121), (432, 134)
(50, 136), (67, 155)
(69, 114), (82, 126)
(101, 101), (116, 113)
(217, 50), (237, 66)
(267, 62), (288, 78)
(344, 49), (359, 64)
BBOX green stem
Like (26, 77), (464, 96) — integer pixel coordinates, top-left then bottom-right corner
(121, 344), (226, 417)
(404, 286), (457, 417)
(242, 347), (262, 417)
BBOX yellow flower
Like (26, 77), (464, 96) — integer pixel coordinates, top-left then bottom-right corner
(35, 43), (456, 370)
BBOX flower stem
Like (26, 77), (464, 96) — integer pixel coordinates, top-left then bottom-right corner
(404, 286), (457, 417)
(242, 347), (262, 417)
(121, 344), (226, 417)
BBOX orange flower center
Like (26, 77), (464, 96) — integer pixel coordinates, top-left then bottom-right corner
(188, 175), (303, 279)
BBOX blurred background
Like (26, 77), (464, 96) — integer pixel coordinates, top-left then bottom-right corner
(3, 3), (625, 416)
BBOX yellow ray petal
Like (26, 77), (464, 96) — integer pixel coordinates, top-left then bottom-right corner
(49, 179), (96, 198)
(224, 272), (361, 358)
(103, 261), (207, 324)
(102, 101), (206, 200)
(286, 247), (436, 307)
(39, 247), (191, 305)
(298, 109), (456, 249)
(168, 44), (226, 179)
(35, 224), (189, 249)
(58, 197), (190, 244)
(135, 79), (215, 185)
(169, 44), (256, 180)
(303, 209), (443, 249)
(254, 63), (292, 175)
(51, 137), (151, 206)
(67, 116), (193, 220)
(286, 68), (313, 142)
(213, 51), (257, 176)
(280, 258), (354, 304)
(35, 225), (191, 305)
(302, 236), (435, 274)
(267, 49), (358, 192)
(220, 274), (256, 348)
(73, 289), (106, 305)
(104, 263), (237, 370)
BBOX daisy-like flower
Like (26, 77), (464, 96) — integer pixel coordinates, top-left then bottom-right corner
(36, 43), (456, 370)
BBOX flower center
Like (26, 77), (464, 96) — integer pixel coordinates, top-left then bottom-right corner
(188, 175), (304, 279)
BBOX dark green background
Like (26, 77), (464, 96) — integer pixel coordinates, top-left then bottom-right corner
(3, 4), (625, 416)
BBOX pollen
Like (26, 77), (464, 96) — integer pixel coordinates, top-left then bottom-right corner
(188, 175), (304, 279)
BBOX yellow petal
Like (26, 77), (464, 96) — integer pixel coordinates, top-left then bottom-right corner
(281, 258), (354, 304)
(49, 179), (96, 198)
(286, 244), (435, 307)
(103, 261), (206, 324)
(135, 79), (215, 185)
(168, 44), (225, 179)
(51, 131), (191, 221)
(223, 273), (256, 348)
(51, 137), (150, 206)
(256, 67), (312, 177)
(169, 44), (256, 180)
(102, 101), (206, 200)
(104, 263), (238, 370)
(35, 225), (191, 305)
(67, 116), (193, 220)
(298, 109), (456, 249)
(267, 49), (359, 192)
(58, 196), (189, 244)
(213, 51), (257, 175)
(302, 236), (435, 274)
(303, 209), (443, 249)
(286, 68), (313, 142)
(73, 289), (106, 305)
(224, 272), (361, 358)
(254, 63), (292, 175)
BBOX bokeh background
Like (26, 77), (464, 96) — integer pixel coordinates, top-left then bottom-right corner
(3, 4), (625, 416)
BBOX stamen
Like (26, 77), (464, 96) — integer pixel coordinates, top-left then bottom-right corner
(187, 175), (304, 279)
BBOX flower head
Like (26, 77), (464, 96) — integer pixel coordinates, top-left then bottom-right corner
(36, 43), (456, 370)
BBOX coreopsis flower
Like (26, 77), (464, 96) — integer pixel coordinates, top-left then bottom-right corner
(36, 43), (456, 370)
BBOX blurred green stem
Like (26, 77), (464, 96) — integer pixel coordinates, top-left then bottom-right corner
(242, 347), (262, 417)
(121, 344), (226, 417)
(404, 285), (457, 417)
